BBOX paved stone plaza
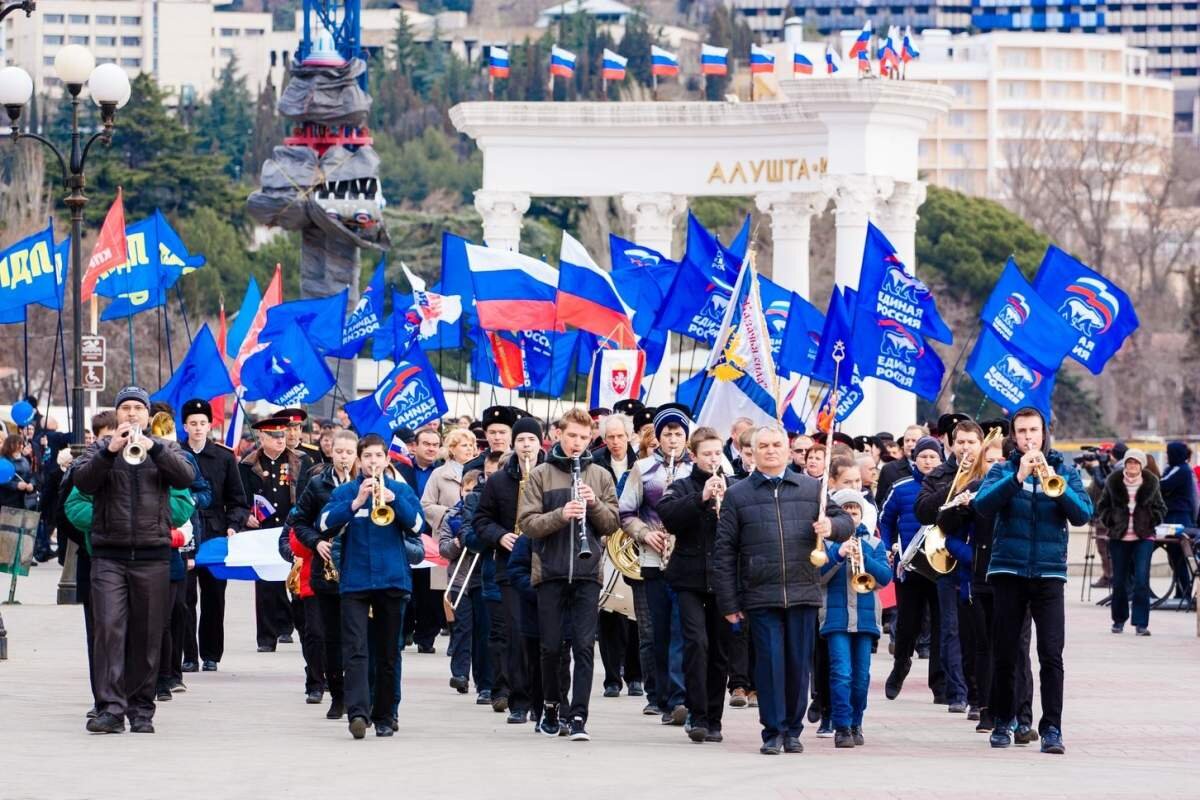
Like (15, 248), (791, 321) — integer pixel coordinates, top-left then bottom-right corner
(1, 564), (1196, 800)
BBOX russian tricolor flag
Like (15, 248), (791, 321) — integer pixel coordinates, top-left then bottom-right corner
(878, 26), (900, 74)
(651, 45), (679, 77)
(848, 20), (872, 59)
(489, 46), (510, 78)
(463, 241), (560, 332)
(825, 47), (841, 74)
(793, 51), (814, 75)
(902, 27), (920, 63)
(701, 43), (729, 76)
(195, 528), (291, 582)
(550, 45), (576, 78)
(749, 43), (775, 74)
(602, 48), (627, 81)
(556, 232), (636, 348)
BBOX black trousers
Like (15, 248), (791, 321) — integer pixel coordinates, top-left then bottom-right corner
(970, 589), (1033, 726)
(677, 589), (728, 730)
(317, 591), (344, 702)
(90, 558), (170, 721)
(959, 598), (977, 706)
(403, 568), (446, 649)
(535, 580), (600, 722)
(185, 567), (227, 663)
(523, 635), (569, 717)
(500, 584), (529, 712)
(990, 575), (1064, 734)
(255, 579), (293, 648)
(487, 597), (509, 700)
(893, 573), (944, 698)
(157, 578), (187, 686)
(298, 595), (326, 694)
(342, 589), (407, 725)
(598, 610), (641, 690)
(722, 616), (754, 693)
(78, 550), (97, 706)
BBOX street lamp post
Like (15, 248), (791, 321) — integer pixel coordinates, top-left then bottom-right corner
(0, 1), (37, 25)
(0, 47), (131, 449)
(0, 47), (130, 606)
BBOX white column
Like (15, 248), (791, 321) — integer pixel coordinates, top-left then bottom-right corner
(874, 180), (929, 437)
(620, 192), (687, 406)
(824, 174), (895, 437)
(473, 190), (532, 410)
(754, 190), (829, 299)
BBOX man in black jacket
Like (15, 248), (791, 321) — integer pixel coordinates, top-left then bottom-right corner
(180, 399), (250, 672)
(876, 424), (926, 507)
(73, 386), (194, 734)
(659, 425), (733, 744)
(713, 424), (852, 755)
(473, 416), (544, 723)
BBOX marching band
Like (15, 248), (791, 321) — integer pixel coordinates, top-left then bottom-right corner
(41, 386), (1107, 755)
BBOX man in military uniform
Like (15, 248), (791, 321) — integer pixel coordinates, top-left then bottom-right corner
(464, 405), (516, 472)
(240, 417), (304, 652)
(276, 408), (322, 472)
(180, 399), (250, 672)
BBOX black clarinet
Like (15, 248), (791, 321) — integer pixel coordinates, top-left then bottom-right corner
(572, 456), (592, 560)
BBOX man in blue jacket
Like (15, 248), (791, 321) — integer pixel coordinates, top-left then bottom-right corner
(321, 434), (425, 740)
(974, 407), (1092, 755)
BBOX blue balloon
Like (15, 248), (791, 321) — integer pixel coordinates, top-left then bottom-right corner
(0, 459), (14, 484)
(11, 400), (34, 427)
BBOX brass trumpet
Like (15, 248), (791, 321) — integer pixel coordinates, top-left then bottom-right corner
(369, 466), (395, 526)
(1032, 452), (1065, 497)
(122, 425), (147, 466)
(846, 537), (877, 594)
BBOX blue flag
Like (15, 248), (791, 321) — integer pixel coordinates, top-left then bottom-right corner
(413, 280), (466, 351)
(521, 329), (580, 397)
(0, 220), (59, 313)
(260, 290), (348, 355)
(240, 321), (336, 406)
(655, 213), (741, 344)
(966, 327), (1056, 417)
(728, 214), (751, 262)
(675, 368), (710, 411)
(440, 232), (476, 324)
(101, 286), (169, 320)
(1031, 245), (1139, 375)
(777, 292), (825, 378)
(981, 257), (1077, 373)
(0, 304), (25, 324)
(226, 277), (261, 358)
(150, 325), (233, 424)
(372, 289), (421, 362)
(856, 222), (952, 344)
(608, 234), (679, 337)
(811, 287), (865, 422)
(331, 256), (387, 358)
(345, 343), (448, 438)
(852, 316), (945, 401)
(94, 211), (205, 299)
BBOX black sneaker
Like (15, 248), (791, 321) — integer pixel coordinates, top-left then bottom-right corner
(990, 723), (1012, 748)
(168, 678), (187, 693)
(806, 701), (821, 723)
(256, 644), (276, 653)
(834, 727), (855, 748)
(1111, 623), (1124, 634)
(976, 709), (994, 733)
(538, 704), (560, 737)
(627, 681), (644, 697)
(1014, 724), (1039, 746)
(704, 727), (724, 743)
(506, 708), (528, 724)
(641, 702), (659, 716)
(86, 712), (125, 734)
(129, 718), (155, 734)
(86, 706), (98, 720)
(885, 659), (910, 699)
(156, 687), (172, 702)
(603, 685), (621, 698)
(181, 661), (198, 673)
(1040, 726), (1065, 754)
(816, 719), (833, 738)
(1135, 626), (1151, 637)
(948, 702), (967, 713)
(326, 699), (345, 720)
(375, 722), (394, 737)
(967, 705), (981, 721)
(202, 660), (218, 672)
(417, 644), (436, 654)
(278, 634), (294, 644)
(783, 736), (803, 753)
(568, 716), (590, 741)
(475, 690), (492, 705)
(850, 726), (865, 746)
(687, 720), (708, 743)
(306, 690), (323, 705)
(760, 735), (783, 755)
(349, 716), (368, 739)
(449, 675), (469, 694)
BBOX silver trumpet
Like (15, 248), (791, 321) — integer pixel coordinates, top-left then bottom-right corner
(122, 426), (147, 465)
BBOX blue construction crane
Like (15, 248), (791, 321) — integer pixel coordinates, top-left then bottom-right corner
(296, 0), (363, 65)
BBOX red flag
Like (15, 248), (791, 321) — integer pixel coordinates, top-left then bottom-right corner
(487, 331), (526, 389)
(232, 265), (283, 386)
(211, 298), (228, 432)
(83, 188), (127, 302)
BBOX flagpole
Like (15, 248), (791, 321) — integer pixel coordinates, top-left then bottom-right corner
(127, 315), (136, 385)
(21, 316), (29, 399)
(88, 295), (98, 421)
(929, 327), (979, 414)
(652, 71), (658, 101)
(163, 300), (175, 374)
(175, 284), (193, 344)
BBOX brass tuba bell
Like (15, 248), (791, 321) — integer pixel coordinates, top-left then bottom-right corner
(605, 529), (642, 581)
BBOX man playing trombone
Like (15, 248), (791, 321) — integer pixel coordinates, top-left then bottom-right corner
(973, 407), (1091, 755)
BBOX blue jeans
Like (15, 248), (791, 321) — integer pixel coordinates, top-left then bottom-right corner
(935, 575), (967, 705)
(1110, 538), (1154, 629)
(747, 605), (817, 743)
(448, 587), (492, 691)
(643, 568), (685, 711)
(825, 631), (873, 729)
(667, 598), (686, 709)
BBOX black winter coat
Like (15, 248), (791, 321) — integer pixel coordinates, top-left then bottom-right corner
(712, 469), (853, 616)
(287, 465), (351, 595)
(875, 457), (911, 513)
(473, 450), (544, 585)
(1096, 470), (1167, 541)
(189, 440), (250, 543)
(914, 457), (960, 526)
(934, 476), (996, 590)
(658, 466), (733, 593)
(72, 436), (195, 559)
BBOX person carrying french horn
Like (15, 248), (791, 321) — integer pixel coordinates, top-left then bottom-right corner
(817, 489), (892, 750)
(973, 407), (1092, 756)
(657, 426), (735, 745)
(321, 433), (425, 740)
(285, 428), (360, 722)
